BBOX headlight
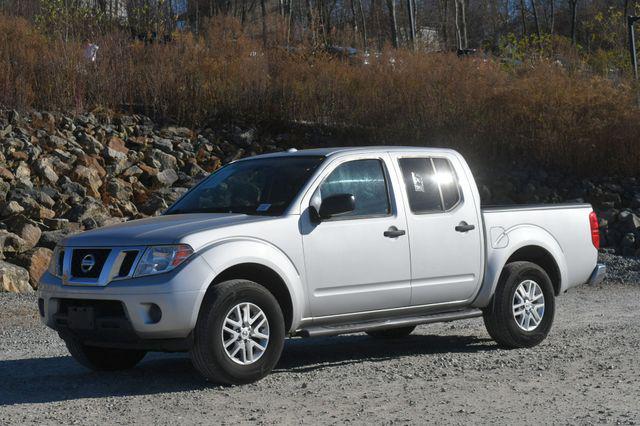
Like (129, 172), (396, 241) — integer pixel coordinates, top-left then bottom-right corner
(48, 246), (63, 277)
(134, 244), (194, 277)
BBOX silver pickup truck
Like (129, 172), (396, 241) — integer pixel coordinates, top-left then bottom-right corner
(38, 147), (605, 384)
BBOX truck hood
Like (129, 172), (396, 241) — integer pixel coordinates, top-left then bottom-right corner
(62, 213), (274, 248)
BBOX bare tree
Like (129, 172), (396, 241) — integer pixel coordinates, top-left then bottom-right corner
(438, 0), (449, 49)
(357, 0), (367, 49)
(406, 0), (415, 49)
(260, 0), (267, 46)
(386, 0), (398, 48)
(453, 0), (467, 51)
(568, 0), (578, 45)
(531, 0), (541, 39)
(519, 0), (527, 37)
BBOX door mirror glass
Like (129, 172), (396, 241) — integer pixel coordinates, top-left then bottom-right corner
(318, 193), (356, 220)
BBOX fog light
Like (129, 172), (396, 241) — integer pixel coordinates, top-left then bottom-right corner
(141, 303), (162, 324)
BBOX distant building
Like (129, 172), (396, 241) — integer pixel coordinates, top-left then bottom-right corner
(416, 27), (441, 52)
(77, 0), (128, 19)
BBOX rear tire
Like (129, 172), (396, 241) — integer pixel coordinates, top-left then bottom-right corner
(366, 326), (416, 339)
(190, 279), (285, 385)
(483, 261), (555, 348)
(63, 336), (146, 371)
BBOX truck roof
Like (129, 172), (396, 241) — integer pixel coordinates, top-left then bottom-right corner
(242, 146), (460, 160)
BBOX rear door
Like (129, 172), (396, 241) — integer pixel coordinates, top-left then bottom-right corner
(389, 153), (483, 306)
(300, 154), (412, 318)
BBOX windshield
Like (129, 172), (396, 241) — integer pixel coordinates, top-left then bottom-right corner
(166, 156), (324, 216)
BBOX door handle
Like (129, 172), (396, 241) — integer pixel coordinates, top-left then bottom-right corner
(455, 221), (475, 233)
(384, 226), (406, 238)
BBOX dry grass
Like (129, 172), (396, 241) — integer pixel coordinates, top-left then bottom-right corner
(1, 15), (639, 175)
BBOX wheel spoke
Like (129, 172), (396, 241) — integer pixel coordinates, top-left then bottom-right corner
(531, 292), (544, 302)
(251, 340), (266, 352)
(225, 316), (241, 328)
(242, 304), (250, 324)
(513, 308), (525, 317)
(517, 286), (527, 300)
(249, 311), (264, 325)
(254, 317), (267, 330)
(245, 340), (253, 362)
(251, 330), (269, 340)
(223, 325), (238, 335)
(230, 343), (242, 358)
(531, 308), (542, 323)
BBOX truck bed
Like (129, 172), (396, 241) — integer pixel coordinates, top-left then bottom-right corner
(481, 203), (597, 293)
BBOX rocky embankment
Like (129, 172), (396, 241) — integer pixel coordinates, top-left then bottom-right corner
(1, 110), (639, 293)
(0, 110), (282, 293)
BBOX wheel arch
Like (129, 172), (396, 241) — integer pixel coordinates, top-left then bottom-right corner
(194, 238), (305, 333)
(473, 224), (568, 308)
(210, 263), (294, 332)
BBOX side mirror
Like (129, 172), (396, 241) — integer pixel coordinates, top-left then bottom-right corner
(317, 193), (356, 220)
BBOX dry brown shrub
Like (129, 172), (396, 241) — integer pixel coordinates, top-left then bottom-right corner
(1, 14), (639, 175)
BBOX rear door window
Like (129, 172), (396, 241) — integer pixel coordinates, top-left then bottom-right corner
(398, 158), (442, 213)
(432, 157), (462, 210)
(398, 157), (462, 214)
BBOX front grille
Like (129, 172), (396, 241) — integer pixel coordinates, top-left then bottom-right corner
(118, 251), (139, 277)
(71, 249), (111, 278)
(57, 250), (64, 275)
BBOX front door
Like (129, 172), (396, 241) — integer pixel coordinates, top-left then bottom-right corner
(301, 156), (412, 318)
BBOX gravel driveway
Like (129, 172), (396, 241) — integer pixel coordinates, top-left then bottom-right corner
(1, 260), (639, 424)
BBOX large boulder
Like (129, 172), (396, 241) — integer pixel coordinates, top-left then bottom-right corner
(65, 197), (110, 224)
(34, 157), (59, 184)
(72, 165), (103, 198)
(0, 230), (29, 259)
(0, 261), (32, 293)
(39, 230), (70, 249)
(1, 200), (24, 216)
(14, 247), (52, 289)
(154, 169), (179, 188)
(5, 216), (42, 251)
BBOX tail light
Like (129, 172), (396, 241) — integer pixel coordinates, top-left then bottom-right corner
(589, 211), (600, 249)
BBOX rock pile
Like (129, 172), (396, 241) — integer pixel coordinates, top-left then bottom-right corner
(1, 109), (639, 293)
(0, 110), (283, 293)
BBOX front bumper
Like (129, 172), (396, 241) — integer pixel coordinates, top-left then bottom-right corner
(586, 263), (606, 286)
(38, 255), (214, 342)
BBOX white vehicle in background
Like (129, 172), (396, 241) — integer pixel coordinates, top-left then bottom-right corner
(38, 147), (605, 384)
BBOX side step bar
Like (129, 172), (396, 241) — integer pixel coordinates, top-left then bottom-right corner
(297, 309), (483, 338)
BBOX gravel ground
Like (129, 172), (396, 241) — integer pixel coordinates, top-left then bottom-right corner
(1, 255), (639, 425)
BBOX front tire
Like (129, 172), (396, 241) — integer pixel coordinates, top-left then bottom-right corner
(483, 261), (555, 348)
(63, 336), (146, 371)
(190, 279), (285, 385)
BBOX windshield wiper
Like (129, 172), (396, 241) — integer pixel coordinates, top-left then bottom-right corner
(166, 206), (265, 215)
